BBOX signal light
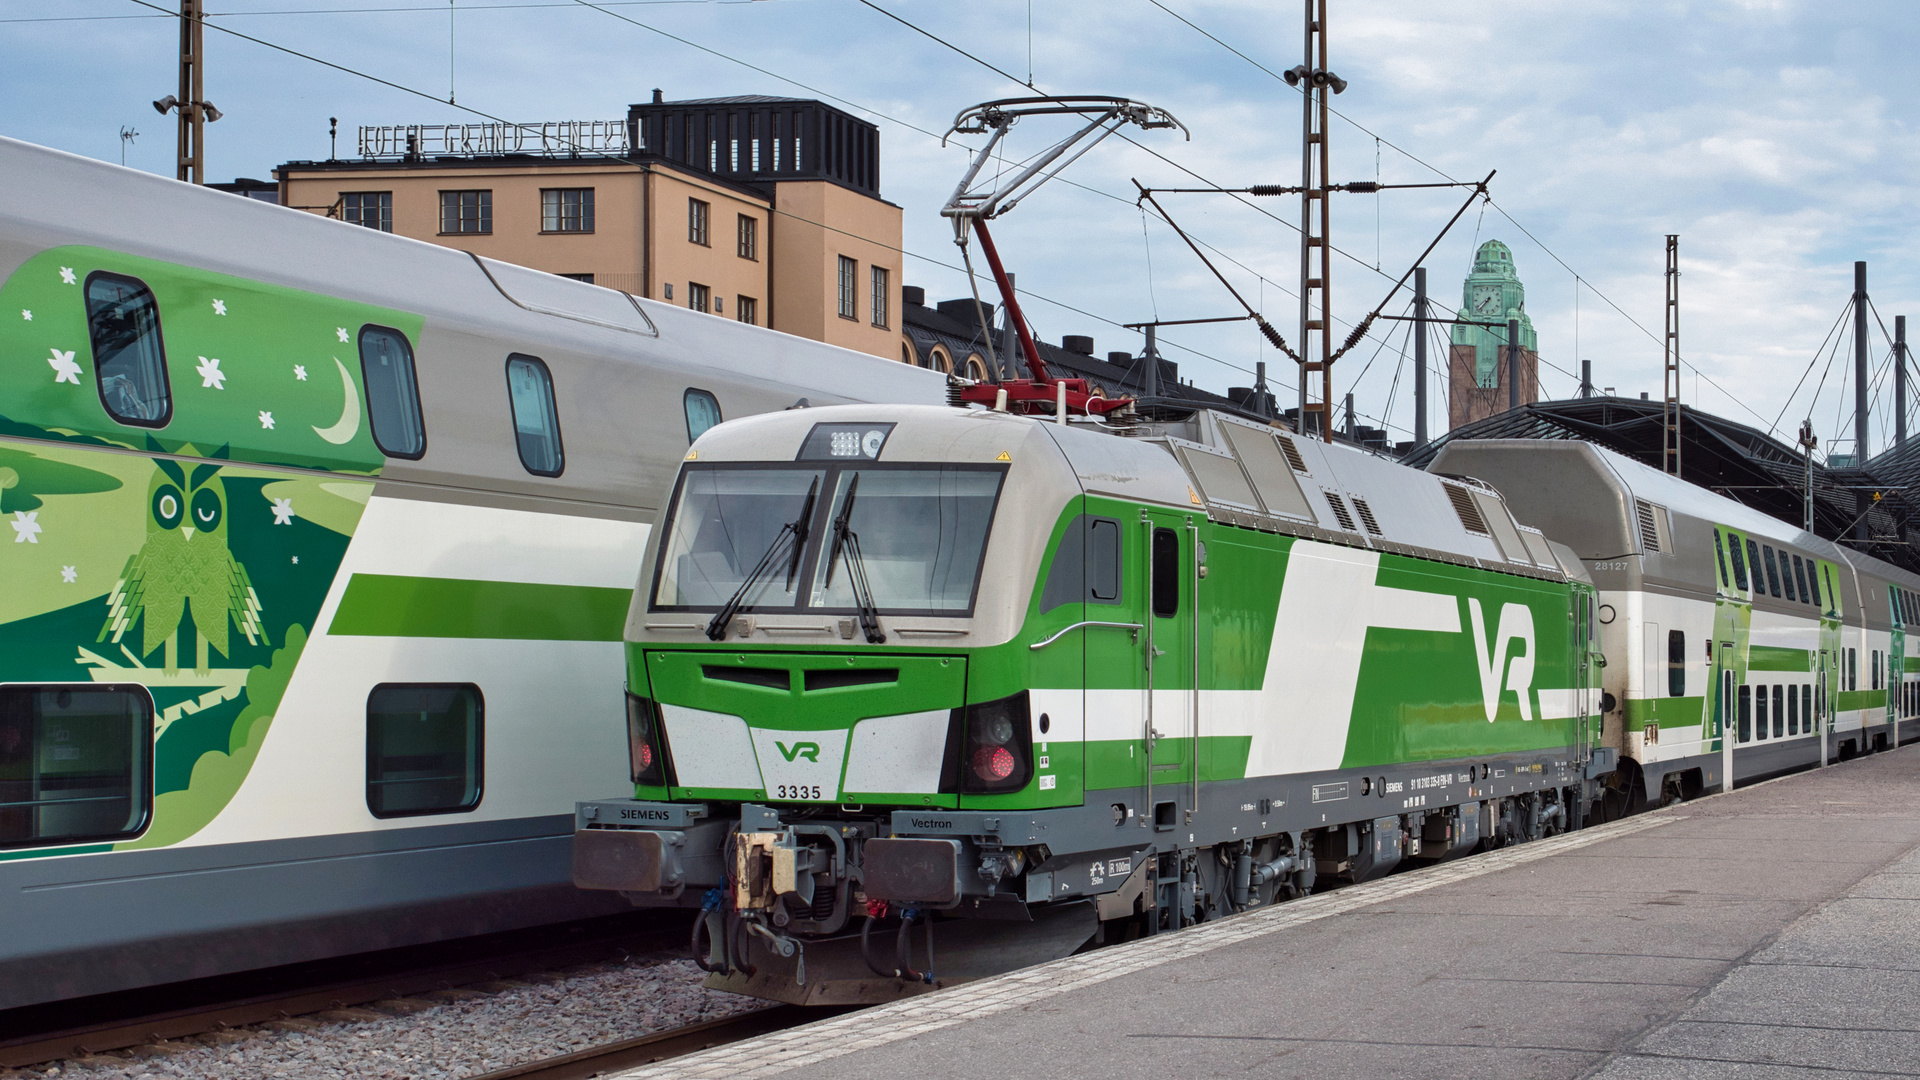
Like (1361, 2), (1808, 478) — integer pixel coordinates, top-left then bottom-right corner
(943, 692), (1033, 794)
(626, 693), (673, 787)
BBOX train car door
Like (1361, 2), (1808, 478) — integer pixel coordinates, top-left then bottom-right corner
(1141, 511), (1194, 828)
(1715, 642), (1735, 789)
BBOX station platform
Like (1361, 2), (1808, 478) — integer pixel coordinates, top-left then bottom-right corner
(625, 747), (1920, 1080)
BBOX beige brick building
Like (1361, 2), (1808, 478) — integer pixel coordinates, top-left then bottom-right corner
(276, 96), (904, 360)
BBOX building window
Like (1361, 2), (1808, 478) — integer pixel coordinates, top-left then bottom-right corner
(505, 354), (564, 477)
(358, 325), (426, 459)
(684, 388), (722, 442)
(0, 685), (153, 849)
(870, 265), (889, 328)
(688, 282), (711, 313)
(541, 188), (594, 233)
(737, 214), (757, 260)
(439, 190), (492, 234)
(558, 273), (595, 284)
(837, 255), (858, 320)
(736, 296), (757, 325)
(366, 684), (483, 818)
(343, 191), (392, 232)
(84, 272), (172, 428)
(689, 198), (710, 246)
(663, 283), (673, 301)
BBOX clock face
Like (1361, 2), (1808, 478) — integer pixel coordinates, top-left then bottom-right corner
(1473, 285), (1503, 316)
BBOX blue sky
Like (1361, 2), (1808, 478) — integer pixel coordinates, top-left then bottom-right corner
(6, 0), (1917, 454)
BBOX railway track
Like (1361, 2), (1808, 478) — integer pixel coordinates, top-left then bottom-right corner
(465, 1005), (856, 1080)
(0, 911), (691, 1071)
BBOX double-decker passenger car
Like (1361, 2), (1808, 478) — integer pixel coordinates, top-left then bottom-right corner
(1431, 439), (1920, 803)
(0, 136), (941, 1007)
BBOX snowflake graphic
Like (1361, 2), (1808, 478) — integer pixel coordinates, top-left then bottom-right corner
(59, 267), (76, 285)
(259, 411), (275, 430)
(212, 299), (228, 316)
(47, 349), (80, 385)
(196, 356), (226, 389)
(11, 511), (42, 544)
(270, 497), (296, 526)
(61, 566), (76, 583)
(294, 364), (308, 381)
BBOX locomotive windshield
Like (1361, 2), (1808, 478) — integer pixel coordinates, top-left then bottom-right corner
(652, 462), (1004, 616)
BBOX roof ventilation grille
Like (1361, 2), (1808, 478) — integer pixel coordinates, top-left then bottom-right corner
(1351, 496), (1384, 536)
(1635, 499), (1662, 553)
(1275, 433), (1309, 474)
(1445, 484), (1489, 535)
(1324, 491), (1357, 532)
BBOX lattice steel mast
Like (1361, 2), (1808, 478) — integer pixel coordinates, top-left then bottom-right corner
(1663, 235), (1681, 475)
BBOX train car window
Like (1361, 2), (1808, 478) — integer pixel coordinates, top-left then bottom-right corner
(1738, 685), (1752, 743)
(0, 685), (151, 849)
(1848, 648), (1857, 692)
(84, 273), (172, 427)
(1712, 532), (1730, 588)
(1760, 545), (1783, 598)
(1822, 565), (1835, 613)
(504, 355), (564, 477)
(1792, 556), (1811, 605)
(1778, 553), (1798, 603)
(684, 388), (722, 442)
(1788, 684), (1799, 734)
(366, 684), (483, 818)
(1089, 519), (1121, 602)
(1753, 685), (1769, 739)
(1773, 684), (1785, 738)
(1815, 685), (1824, 726)
(1667, 630), (1686, 697)
(1810, 564), (1825, 611)
(1805, 685), (1813, 731)
(1745, 539), (1765, 598)
(1151, 528), (1179, 618)
(1727, 534), (1749, 591)
(358, 326), (426, 458)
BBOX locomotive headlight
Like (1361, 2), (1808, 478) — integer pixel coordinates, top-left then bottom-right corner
(626, 693), (674, 787)
(942, 692), (1034, 794)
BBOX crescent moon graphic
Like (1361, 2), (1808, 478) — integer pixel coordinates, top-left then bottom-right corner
(311, 357), (361, 445)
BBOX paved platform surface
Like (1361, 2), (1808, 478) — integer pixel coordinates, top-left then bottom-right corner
(625, 746), (1920, 1080)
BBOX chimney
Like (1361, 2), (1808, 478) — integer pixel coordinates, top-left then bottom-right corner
(902, 285), (926, 307)
(1107, 351), (1132, 365)
(652, 88), (664, 104)
(1062, 335), (1094, 355)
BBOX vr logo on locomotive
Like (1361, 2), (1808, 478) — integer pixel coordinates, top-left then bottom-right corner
(1467, 597), (1537, 723)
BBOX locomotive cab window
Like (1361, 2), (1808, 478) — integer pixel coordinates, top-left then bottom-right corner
(366, 684), (482, 818)
(505, 355), (564, 477)
(1090, 519), (1121, 602)
(85, 272), (172, 427)
(0, 685), (152, 849)
(684, 388), (722, 442)
(358, 326), (425, 458)
(1151, 528), (1180, 618)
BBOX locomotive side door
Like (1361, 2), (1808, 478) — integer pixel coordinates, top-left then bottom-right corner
(1141, 510), (1194, 827)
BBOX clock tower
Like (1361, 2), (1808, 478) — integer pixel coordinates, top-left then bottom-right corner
(1448, 239), (1540, 429)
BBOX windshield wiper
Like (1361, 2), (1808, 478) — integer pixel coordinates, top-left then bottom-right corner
(824, 473), (886, 644)
(705, 477), (819, 641)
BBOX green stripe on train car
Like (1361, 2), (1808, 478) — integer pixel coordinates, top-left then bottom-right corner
(1622, 696), (1707, 731)
(1836, 689), (1888, 712)
(1749, 646), (1811, 672)
(329, 574), (631, 640)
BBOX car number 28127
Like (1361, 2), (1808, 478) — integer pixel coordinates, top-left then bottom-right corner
(775, 784), (822, 800)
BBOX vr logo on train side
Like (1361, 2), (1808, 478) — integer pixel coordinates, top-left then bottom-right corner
(1467, 598), (1536, 723)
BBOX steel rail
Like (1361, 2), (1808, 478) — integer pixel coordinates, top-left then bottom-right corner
(463, 1004), (859, 1080)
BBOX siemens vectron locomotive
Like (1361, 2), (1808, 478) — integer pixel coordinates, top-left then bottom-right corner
(574, 402), (1614, 1003)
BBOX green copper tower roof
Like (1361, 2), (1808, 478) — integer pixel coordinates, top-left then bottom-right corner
(1452, 239), (1537, 386)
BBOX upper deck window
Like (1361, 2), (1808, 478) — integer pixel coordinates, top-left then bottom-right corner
(651, 463), (1005, 617)
(505, 354), (563, 477)
(85, 273), (172, 427)
(1761, 545), (1783, 598)
(1726, 532), (1749, 592)
(358, 326), (425, 458)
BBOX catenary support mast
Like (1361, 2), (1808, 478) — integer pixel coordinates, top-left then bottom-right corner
(1663, 235), (1681, 475)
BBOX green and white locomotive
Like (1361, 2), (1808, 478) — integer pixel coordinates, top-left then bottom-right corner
(575, 401), (1611, 1003)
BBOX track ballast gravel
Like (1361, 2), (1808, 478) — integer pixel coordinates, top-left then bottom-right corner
(8, 957), (761, 1080)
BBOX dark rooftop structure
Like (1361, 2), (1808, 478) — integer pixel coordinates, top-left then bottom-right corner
(1404, 396), (1920, 575)
(628, 91), (880, 198)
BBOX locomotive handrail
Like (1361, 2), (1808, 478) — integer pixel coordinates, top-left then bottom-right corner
(1029, 621), (1144, 650)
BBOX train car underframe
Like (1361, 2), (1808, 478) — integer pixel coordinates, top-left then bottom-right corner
(575, 750), (1614, 1005)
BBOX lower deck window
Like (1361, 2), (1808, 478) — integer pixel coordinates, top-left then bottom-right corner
(366, 684), (483, 817)
(0, 686), (151, 848)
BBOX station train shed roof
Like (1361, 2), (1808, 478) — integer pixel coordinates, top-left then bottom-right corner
(1401, 396), (1920, 576)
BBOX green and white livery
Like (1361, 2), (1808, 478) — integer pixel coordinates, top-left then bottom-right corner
(575, 403), (1608, 1004)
